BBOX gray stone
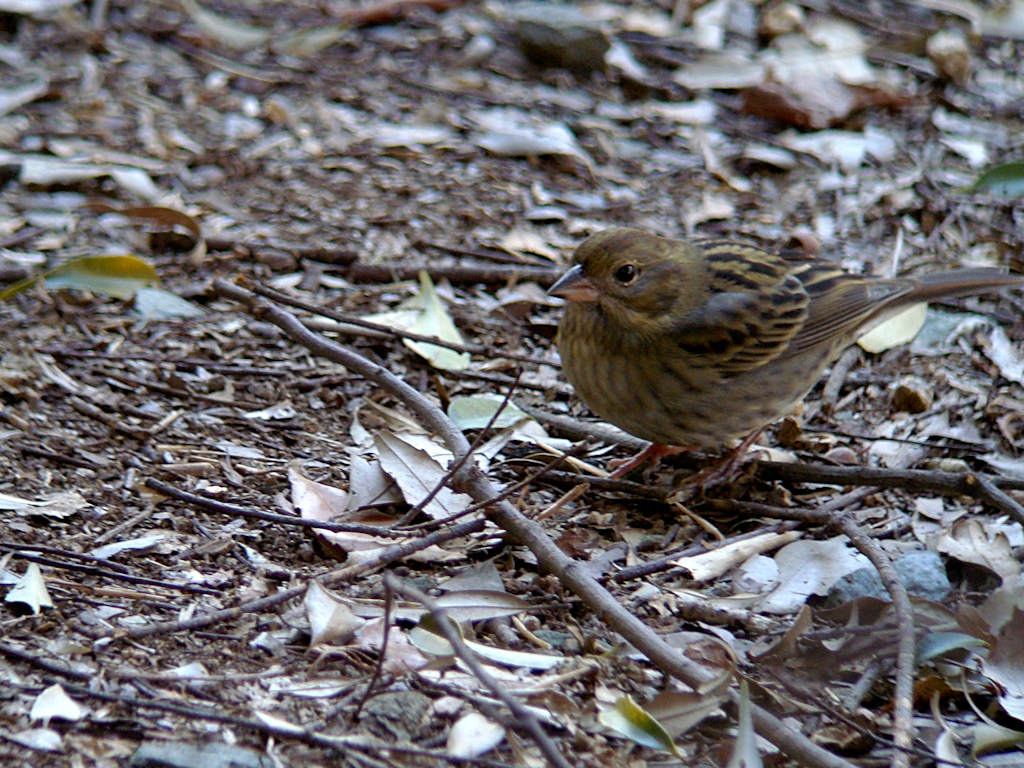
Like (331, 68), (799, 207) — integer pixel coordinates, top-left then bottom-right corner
(828, 550), (950, 604)
(130, 741), (275, 768)
(512, 5), (610, 74)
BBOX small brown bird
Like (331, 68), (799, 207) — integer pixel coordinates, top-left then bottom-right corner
(549, 228), (1024, 477)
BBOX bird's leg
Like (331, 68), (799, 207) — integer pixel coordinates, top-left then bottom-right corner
(679, 429), (765, 490)
(607, 443), (690, 479)
(607, 429), (763, 483)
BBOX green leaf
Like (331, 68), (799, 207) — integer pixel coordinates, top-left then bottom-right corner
(45, 255), (158, 300)
(916, 631), (987, 665)
(1, 254), (159, 301)
(972, 722), (1024, 756)
(448, 395), (530, 430)
(598, 695), (681, 756)
(970, 161), (1024, 197)
(727, 681), (762, 768)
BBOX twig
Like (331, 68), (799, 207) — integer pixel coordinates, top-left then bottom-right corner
(118, 516), (485, 640)
(103, 370), (269, 409)
(716, 486), (915, 765)
(42, 347), (297, 376)
(520, 405), (650, 452)
(829, 512), (915, 768)
(349, 576), (396, 722)
(404, 442), (590, 531)
(347, 262), (561, 286)
(756, 460), (1024, 523)
(213, 277), (858, 768)
(2, 550), (219, 596)
(611, 521), (803, 582)
(396, 372), (522, 525)
(415, 238), (549, 266)
(145, 477), (413, 536)
(386, 576), (573, 768)
(704, 487), (882, 527)
(4, 674), (515, 768)
(971, 475), (1024, 523)
(0, 543), (121, 572)
(821, 347), (862, 412)
(542, 469), (667, 498)
(247, 280), (552, 367)
(16, 444), (103, 470)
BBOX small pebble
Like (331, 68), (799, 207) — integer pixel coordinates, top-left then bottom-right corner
(512, 4), (610, 74)
(927, 29), (972, 84)
(892, 376), (933, 413)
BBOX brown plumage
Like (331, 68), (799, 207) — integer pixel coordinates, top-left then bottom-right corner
(549, 227), (1024, 473)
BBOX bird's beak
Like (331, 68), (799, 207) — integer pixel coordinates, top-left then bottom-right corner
(548, 265), (599, 302)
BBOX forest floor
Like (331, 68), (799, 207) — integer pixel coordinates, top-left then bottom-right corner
(2, 1), (1024, 766)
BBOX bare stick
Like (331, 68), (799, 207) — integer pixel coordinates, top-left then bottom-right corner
(386, 575), (573, 768)
(213, 277), (858, 768)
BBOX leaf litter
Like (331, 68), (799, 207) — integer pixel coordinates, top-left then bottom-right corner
(2, 1), (1024, 766)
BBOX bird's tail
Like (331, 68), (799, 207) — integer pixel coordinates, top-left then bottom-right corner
(906, 268), (1024, 303)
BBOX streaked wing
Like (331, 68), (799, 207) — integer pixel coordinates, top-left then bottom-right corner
(782, 261), (913, 356)
(671, 240), (810, 374)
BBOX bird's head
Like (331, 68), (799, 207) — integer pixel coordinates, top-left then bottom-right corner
(549, 228), (705, 335)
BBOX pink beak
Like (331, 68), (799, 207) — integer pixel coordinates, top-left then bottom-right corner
(549, 265), (599, 302)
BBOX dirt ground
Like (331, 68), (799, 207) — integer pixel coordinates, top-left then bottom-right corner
(2, 1), (1024, 767)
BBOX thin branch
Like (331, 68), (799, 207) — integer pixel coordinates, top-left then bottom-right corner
(396, 371), (523, 525)
(349, 577), (396, 723)
(119, 516), (486, 641)
(247, 280), (552, 367)
(756, 460), (1024, 522)
(386, 576), (573, 768)
(7, 675), (515, 768)
(145, 477), (413, 537)
(830, 512), (916, 768)
(403, 442), (589, 531)
(213, 277), (858, 768)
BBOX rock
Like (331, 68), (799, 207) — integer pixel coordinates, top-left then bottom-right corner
(892, 376), (933, 414)
(361, 690), (432, 741)
(927, 29), (972, 85)
(462, 34), (496, 66)
(130, 742), (274, 768)
(512, 4), (610, 74)
(827, 550), (951, 604)
(823, 445), (859, 465)
(759, 1), (804, 38)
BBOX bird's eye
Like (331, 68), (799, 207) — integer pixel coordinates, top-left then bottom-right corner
(613, 263), (638, 285)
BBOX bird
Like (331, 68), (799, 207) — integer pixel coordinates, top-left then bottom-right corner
(549, 227), (1024, 479)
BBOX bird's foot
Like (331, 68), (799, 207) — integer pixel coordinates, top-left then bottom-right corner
(677, 429), (765, 491)
(607, 443), (690, 479)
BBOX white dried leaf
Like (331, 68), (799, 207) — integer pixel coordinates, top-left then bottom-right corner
(180, 0), (270, 50)
(289, 463), (348, 521)
(857, 303), (928, 353)
(30, 684), (84, 724)
(305, 581), (367, 647)
(447, 712), (505, 759)
(759, 537), (870, 614)
(374, 431), (472, 519)
(5, 562), (53, 614)
(90, 534), (171, 560)
(781, 126), (896, 171)
(0, 77), (47, 117)
(935, 518), (1020, 583)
